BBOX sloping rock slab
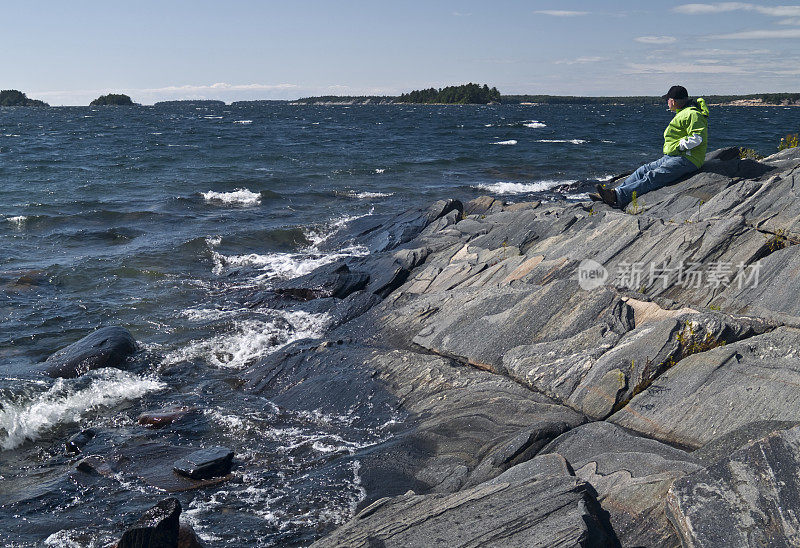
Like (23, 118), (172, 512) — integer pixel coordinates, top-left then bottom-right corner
(310, 476), (616, 547)
(541, 421), (700, 548)
(667, 425), (800, 547)
(43, 326), (137, 378)
(243, 343), (583, 500)
(609, 327), (799, 449)
(319, 199), (462, 253)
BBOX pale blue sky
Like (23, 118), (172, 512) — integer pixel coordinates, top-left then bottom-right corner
(4, 1), (800, 104)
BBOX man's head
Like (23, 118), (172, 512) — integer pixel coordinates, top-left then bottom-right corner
(663, 85), (689, 111)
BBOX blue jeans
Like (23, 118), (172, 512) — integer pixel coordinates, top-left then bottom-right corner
(615, 155), (698, 207)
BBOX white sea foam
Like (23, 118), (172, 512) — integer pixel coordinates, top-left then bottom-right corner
(211, 243), (367, 279)
(182, 307), (240, 322)
(523, 120), (547, 128)
(202, 188), (262, 206)
(475, 180), (575, 194)
(374, 168), (385, 174)
(566, 193), (591, 201)
(6, 215), (27, 227)
(535, 139), (587, 144)
(162, 310), (329, 369)
(0, 370), (164, 450)
(492, 139), (517, 145)
(233, 120), (253, 124)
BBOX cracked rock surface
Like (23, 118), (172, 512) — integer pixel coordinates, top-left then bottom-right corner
(243, 147), (800, 546)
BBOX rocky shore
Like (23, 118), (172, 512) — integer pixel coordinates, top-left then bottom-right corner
(238, 144), (800, 547)
(40, 145), (800, 545)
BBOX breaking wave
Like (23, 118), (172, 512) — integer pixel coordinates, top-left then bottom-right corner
(202, 188), (262, 206)
(492, 140), (517, 145)
(0, 370), (165, 451)
(475, 180), (576, 194)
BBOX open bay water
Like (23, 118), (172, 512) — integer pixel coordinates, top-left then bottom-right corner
(1, 102), (799, 546)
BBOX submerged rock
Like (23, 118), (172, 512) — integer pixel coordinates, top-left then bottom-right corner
(43, 326), (137, 378)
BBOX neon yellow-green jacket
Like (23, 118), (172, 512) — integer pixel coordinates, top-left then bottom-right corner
(663, 97), (709, 168)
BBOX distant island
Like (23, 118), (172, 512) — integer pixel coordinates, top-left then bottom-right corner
(90, 93), (135, 106)
(293, 83), (500, 105)
(397, 83), (501, 104)
(154, 99), (226, 107)
(0, 90), (48, 107)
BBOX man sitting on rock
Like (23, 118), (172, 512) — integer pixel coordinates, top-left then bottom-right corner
(592, 85), (709, 209)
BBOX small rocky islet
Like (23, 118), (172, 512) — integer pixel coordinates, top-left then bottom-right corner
(43, 145), (800, 546)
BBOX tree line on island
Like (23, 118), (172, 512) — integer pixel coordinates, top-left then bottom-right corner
(4, 86), (800, 107)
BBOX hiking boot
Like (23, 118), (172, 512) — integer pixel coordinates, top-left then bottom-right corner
(588, 192), (602, 202)
(596, 184), (618, 207)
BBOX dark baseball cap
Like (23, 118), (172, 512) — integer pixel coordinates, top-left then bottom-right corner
(662, 85), (689, 100)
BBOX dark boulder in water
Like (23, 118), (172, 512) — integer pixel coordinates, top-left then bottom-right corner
(138, 406), (197, 429)
(173, 446), (234, 479)
(116, 497), (181, 548)
(65, 428), (97, 454)
(43, 326), (137, 378)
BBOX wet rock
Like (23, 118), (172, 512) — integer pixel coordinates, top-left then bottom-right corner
(667, 425), (800, 547)
(65, 428), (96, 454)
(243, 343), (583, 502)
(320, 198), (463, 253)
(178, 523), (204, 548)
(173, 446), (234, 479)
(117, 497), (181, 548)
(311, 475), (616, 548)
(273, 262), (369, 301)
(43, 326), (137, 378)
(77, 441), (233, 492)
(138, 407), (197, 429)
(541, 421), (700, 548)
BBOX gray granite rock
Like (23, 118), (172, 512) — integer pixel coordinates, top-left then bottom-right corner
(610, 327), (800, 448)
(541, 421), (700, 548)
(310, 475), (616, 548)
(667, 425), (800, 547)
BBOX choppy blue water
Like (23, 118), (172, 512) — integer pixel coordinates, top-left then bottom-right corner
(1, 103), (798, 546)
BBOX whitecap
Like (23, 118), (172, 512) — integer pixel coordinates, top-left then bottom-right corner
(475, 180), (576, 194)
(233, 120), (253, 124)
(374, 168), (386, 174)
(212, 244), (368, 279)
(0, 369), (164, 450)
(202, 188), (262, 206)
(492, 140), (517, 145)
(6, 215), (27, 227)
(535, 139), (587, 144)
(162, 310), (329, 369)
(523, 121), (547, 128)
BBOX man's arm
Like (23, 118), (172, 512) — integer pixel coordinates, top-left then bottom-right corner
(679, 112), (707, 151)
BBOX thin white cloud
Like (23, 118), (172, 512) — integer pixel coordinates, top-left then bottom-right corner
(778, 17), (800, 24)
(624, 62), (747, 74)
(679, 47), (771, 55)
(674, 3), (800, 17)
(554, 56), (608, 65)
(452, 11), (472, 16)
(534, 10), (589, 16)
(635, 36), (678, 44)
(710, 28), (800, 38)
